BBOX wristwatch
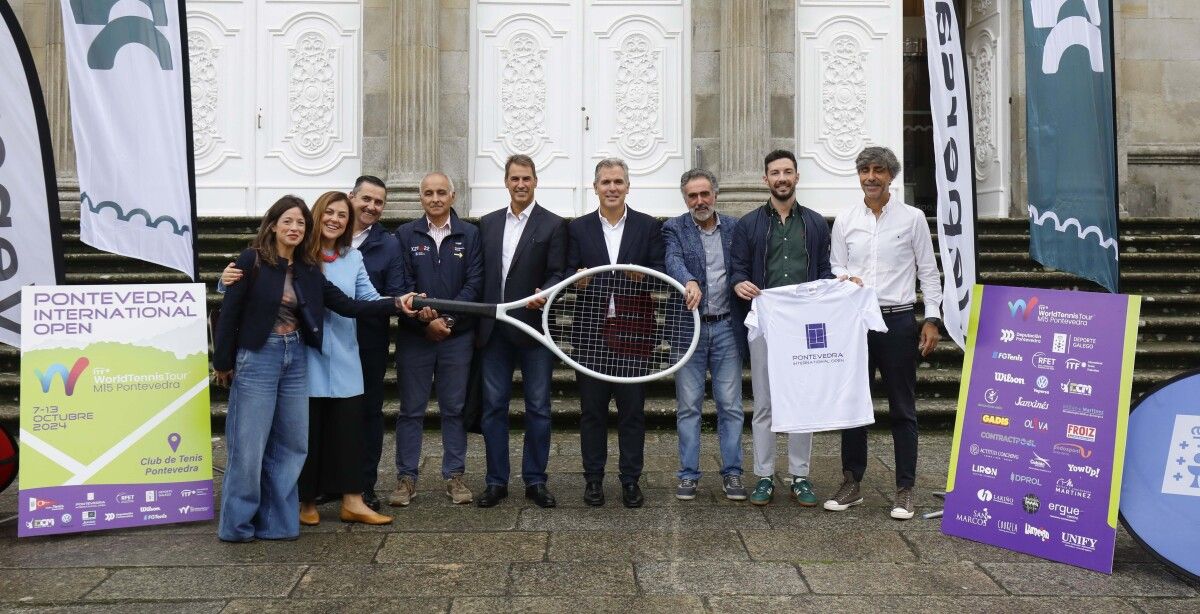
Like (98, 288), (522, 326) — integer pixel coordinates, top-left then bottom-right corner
(924, 317), (942, 327)
(441, 314), (457, 329)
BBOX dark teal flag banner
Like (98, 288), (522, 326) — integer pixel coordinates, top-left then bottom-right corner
(1023, 0), (1119, 292)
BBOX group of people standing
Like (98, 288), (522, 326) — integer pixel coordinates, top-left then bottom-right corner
(210, 144), (943, 543)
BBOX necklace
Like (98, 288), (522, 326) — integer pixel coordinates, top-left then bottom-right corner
(320, 249), (338, 263)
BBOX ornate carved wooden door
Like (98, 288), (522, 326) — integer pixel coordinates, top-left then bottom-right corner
(795, 0), (904, 216)
(469, 1), (689, 217)
(189, 1), (362, 215)
(965, 0), (1010, 217)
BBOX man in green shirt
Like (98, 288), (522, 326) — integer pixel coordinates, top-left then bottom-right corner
(729, 149), (835, 507)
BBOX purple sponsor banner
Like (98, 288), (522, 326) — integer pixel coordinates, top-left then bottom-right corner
(18, 479), (213, 537)
(943, 284), (1139, 573)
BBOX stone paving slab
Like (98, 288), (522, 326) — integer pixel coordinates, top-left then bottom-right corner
(293, 563), (511, 598)
(1, 430), (1197, 611)
(86, 565), (305, 601)
(800, 562), (1006, 595)
(222, 598), (450, 613)
(0, 567), (110, 603)
(376, 531), (548, 563)
(981, 562), (1198, 597)
(635, 561), (809, 595)
(509, 562), (638, 596)
(546, 529), (748, 562)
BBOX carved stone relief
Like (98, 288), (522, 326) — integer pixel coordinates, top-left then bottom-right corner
(188, 30), (221, 160)
(499, 32), (549, 155)
(612, 33), (662, 158)
(287, 32), (337, 157)
(969, 32), (997, 178)
(819, 34), (868, 160)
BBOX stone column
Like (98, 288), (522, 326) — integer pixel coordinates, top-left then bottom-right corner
(45, 0), (78, 213)
(387, 0), (440, 213)
(718, 0), (770, 212)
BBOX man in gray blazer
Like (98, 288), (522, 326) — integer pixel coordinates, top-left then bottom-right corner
(662, 169), (746, 501)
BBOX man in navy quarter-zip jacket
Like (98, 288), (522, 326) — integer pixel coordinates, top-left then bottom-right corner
(390, 172), (482, 508)
(729, 149), (834, 510)
(347, 175), (406, 511)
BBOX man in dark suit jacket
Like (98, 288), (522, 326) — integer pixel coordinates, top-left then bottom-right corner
(475, 155), (567, 509)
(567, 158), (665, 508)
(348, 175), (406, 510)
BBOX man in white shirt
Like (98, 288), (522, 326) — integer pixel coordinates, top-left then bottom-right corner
(475, 155), (566, 509)
(826, 146), (943, 520)
(566, 158), (665, 508)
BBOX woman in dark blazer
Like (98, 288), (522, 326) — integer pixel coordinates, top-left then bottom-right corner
(212, 195), (401, 543)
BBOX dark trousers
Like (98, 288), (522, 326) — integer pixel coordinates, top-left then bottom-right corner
(481, 329), (555, 487)
(841, 311), (919, 488)
(358, 341), (389, 492)
(395, 333), (472, 481)
(299, 396), (367, 501)
(577, 373), (645, 485)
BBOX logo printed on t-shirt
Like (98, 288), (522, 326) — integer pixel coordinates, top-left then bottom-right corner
(805, 323), (827, 349)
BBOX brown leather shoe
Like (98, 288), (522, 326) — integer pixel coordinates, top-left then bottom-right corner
(339, 507), (394, 525)
(299, 508), (320, 526)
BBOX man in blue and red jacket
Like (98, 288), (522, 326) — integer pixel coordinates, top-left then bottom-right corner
(390, 172), (483, 508)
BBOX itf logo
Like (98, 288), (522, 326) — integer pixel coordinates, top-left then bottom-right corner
(1161, 414), (1200, 497)
(805, 324), (828, 350)
(1008, 297), (1039, 320)
(33, 357), (90, 395)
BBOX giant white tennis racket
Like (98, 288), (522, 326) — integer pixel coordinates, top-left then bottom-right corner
(412, 264), (700, 384)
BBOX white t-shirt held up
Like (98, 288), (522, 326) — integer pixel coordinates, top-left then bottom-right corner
(746, 279), (888, 433)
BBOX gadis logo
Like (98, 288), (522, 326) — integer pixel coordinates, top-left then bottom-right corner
(1008, 297), (1038, 320)
(33, 358), (90, 395)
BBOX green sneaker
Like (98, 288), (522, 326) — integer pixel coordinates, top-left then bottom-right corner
(791, 476), (818, 507)
(750, 477), (775, 506)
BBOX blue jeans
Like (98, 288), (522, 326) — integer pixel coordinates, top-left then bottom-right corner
(481, 329), (555, 487)
(675, 318), (744, 481)
(395, 333), (471, 482)
(218, 332), (309, 541)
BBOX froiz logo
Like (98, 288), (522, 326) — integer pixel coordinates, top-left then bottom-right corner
(33, 357), (90, 395)
(1008, 297), (1038, 320)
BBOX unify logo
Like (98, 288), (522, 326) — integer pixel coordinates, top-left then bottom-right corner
(1060, 531), (1098, 552)
(1008, 297), (1039, 319)
(805, 323), (828, 350)
(33, 357), (90, 395)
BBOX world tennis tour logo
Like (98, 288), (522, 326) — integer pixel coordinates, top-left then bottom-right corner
(1008, 297), (1039, 320)
(33, 358), (90, 395)
(805, 323), (828, 349)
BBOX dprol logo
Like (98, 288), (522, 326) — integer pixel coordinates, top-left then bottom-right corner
(33, 357), (90, 395)
(1008, 297), (1039, 320)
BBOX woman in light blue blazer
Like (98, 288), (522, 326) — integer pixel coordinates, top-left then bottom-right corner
(222, 191), (396, 526)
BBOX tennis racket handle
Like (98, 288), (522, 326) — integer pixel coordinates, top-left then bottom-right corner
(409, 296), (497, 318)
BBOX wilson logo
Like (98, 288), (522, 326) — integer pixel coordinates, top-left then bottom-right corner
(1008, 297), (1039, 319)
(33, 357), (90, 395)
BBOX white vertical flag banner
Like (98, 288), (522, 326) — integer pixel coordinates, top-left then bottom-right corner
(0, 1), (65, 347)
(924, 0), (976, 349)
(60, 0), (195, 278)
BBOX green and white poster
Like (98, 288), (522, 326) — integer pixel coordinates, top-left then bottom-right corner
(18, 284), (213, 537)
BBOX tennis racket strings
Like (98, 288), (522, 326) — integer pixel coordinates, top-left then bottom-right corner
(545, 268), (696, 380)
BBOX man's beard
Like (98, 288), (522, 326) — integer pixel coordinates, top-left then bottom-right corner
(690, 207), (714, 223)
(770, 183), (795, 202)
